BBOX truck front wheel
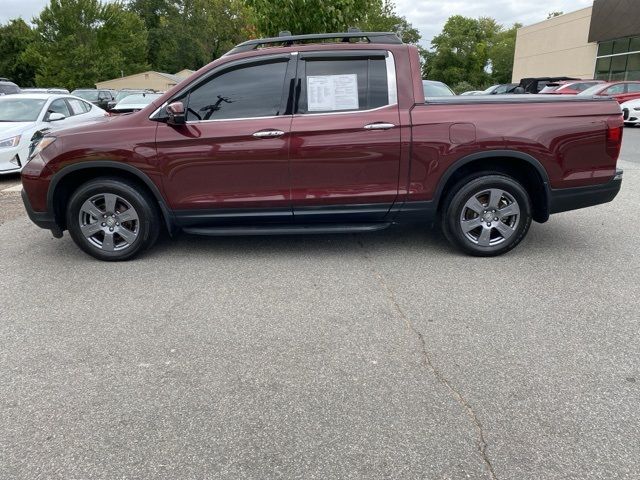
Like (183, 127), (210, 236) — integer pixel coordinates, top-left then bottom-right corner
(66, 177), (160, 261)
(441, 174), (532, 256)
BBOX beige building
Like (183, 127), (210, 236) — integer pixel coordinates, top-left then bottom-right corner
(512, 0), (640, 83)
(512, 7), (598, 81)
(96, 69), (195, 91)
(175, 69), (196, 79)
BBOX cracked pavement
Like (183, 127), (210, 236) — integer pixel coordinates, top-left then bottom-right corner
(1, 131), (639, 479)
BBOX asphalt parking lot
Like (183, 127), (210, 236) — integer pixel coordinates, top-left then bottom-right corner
(1, 131), (639, 480)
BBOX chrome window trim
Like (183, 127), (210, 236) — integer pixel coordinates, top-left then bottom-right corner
(386, 52), (398, 106)
(292, 104), (398, 118)
(149, 50), (399, 122)
(186, 114), (287, 124)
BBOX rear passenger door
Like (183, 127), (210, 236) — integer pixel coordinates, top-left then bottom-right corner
(289, 51), (401, 222)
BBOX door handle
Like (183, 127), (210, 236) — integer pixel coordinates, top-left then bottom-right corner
(364, 123), (396, 130)
(252, 129), (285, 138)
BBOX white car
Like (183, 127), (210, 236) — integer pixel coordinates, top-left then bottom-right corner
(110, 93), (162, 114)
(0, 93), (107, 175)
(621, 98), (640, 126)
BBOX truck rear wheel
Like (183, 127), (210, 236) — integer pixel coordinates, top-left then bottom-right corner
(66, 177), (160, 261)
(441, 173), (532, 256)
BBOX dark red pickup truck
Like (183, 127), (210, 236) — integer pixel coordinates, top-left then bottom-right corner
(21, 31), (624, 261)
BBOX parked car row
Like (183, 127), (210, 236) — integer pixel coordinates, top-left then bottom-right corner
(0, 80), (161, 112)
(0, 93), (108, 175)
(622, 98), (640, 126)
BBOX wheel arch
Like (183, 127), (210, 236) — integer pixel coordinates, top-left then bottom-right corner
(434, 150), (551, 223)
(47, 161), (175, 233)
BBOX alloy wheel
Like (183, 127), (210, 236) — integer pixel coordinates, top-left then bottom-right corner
(459, 188), (520, 247)
(78, 193), (139, 252)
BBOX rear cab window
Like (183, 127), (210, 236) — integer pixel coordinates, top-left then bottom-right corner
(296, 53), (395, 114)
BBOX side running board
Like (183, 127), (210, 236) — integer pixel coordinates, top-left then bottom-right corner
(182, 223), (391, 236)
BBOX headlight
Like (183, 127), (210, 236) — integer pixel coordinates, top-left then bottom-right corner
(633, 107), (640, 111)
(0, 135), (21, 148)
(28, 136), (56, 161)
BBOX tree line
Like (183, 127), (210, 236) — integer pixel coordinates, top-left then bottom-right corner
(421, 16), (522, 93)
(0, 0), (420, 90)
(0, 0), (519, 92)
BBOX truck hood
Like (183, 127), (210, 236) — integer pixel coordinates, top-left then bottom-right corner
(42, 114), (123, 138)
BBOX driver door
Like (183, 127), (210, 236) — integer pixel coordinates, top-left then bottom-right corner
(155, 54), (295, 224)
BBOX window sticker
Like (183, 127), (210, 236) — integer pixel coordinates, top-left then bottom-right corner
(307, 74), (359, 111)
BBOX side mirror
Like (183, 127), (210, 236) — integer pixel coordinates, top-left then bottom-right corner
(48, 112), (66, 122)
(166, 101), (186, 125)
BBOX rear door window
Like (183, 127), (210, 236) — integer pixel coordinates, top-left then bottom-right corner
(297, 55), (391, 114)
(185, 58), (289, 121)
(604, 84), (626, 95)
(67, 98), (89, 115)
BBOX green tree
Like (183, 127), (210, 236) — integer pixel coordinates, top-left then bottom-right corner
(360, 0), (421, 44)
(24, 0), (149, 90)
(130, 0), (250, 72)
(246, 0), (392, 37)
(422, 15), (520, 88)
(424, 15), (498, 87)
(489, 23), (521, 84)
(0, 19), (37, 86)
(174, 0), (252, 69)
(128, 0), (179, 71)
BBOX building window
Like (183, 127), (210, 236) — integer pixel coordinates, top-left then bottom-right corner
(598, 40), (613, 56)
(627, 53), (640, 80)
(613, 38), (630, 54)
(595, 36), (640, 81)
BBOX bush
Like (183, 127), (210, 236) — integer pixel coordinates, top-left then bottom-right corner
(451, 81), (477, 95)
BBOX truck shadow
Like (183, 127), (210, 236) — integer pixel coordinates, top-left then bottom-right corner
(141, 219), (589, 261)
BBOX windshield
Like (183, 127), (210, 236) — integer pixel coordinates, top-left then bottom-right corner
(115, 94), (161, 107)
(72, 90), (100, 101)
(0, 97), (46, 122)
(115, 91), (142, 102)
(578, 84), (606, 96)
(422, 81), (454, 97)
(540, 84), (561, 93)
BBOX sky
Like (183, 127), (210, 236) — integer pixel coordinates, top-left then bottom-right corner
(0, 0), (594, 47)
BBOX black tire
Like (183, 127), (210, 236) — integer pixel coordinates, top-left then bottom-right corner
(66, 177), (160, 261)
(441, 173), (532, 256)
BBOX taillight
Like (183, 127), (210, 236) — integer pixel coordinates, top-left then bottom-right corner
(606, 120), (623, 160)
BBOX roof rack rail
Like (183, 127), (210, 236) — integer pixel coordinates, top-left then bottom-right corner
(225, 31), (403, 55)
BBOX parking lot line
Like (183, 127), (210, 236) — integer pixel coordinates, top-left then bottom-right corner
(1, 184), (22, 193)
